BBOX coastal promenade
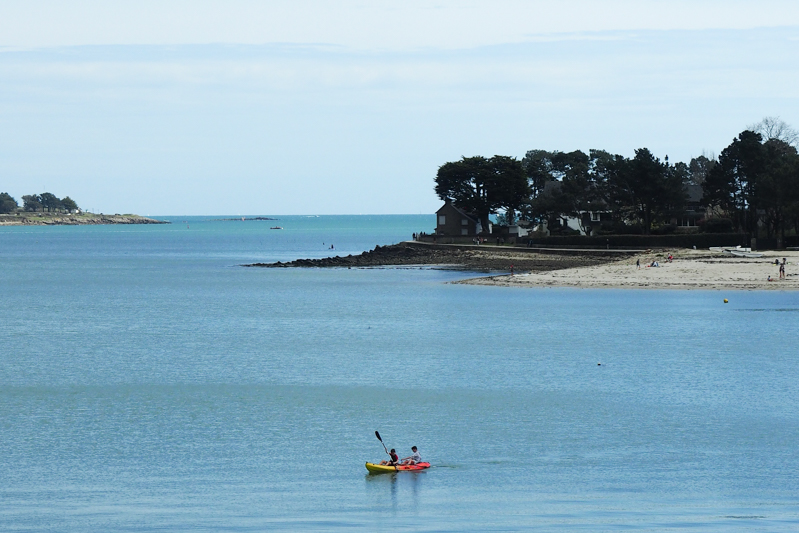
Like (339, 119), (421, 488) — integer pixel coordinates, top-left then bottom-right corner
(405, 240), (646, 255)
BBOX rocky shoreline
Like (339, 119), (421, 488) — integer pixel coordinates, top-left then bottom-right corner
(0, 213), (169, 226)
(243, 242), (626, 272)
(242, 243), (798, 290)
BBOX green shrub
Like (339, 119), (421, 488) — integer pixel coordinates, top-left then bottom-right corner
(699, 217), (734, 233)
(550, 226), (580, 236)
(596, 221), (643, 235)
(652, 224), (677, 235)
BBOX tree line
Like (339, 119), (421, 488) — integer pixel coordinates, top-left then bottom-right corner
(0, 192), (80, 214)
(435, 117), (799, 239)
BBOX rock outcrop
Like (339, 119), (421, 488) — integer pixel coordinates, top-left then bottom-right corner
(244, 243), (616, 272)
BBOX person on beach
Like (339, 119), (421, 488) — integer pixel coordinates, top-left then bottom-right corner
(380, 449), (399, 466)
(779, 259), (786, 279)
(636, 258), (640, 269)
(668, 253), (673, 263)
(400, 446), (422, 466)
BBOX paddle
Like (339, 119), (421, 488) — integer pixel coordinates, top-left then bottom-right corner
(375, 430), (389, 455)
(375, 431), (399, 470)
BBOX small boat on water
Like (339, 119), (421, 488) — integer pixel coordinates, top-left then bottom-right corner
(270, 226), (283, 230)
(365, 462), (431, 474)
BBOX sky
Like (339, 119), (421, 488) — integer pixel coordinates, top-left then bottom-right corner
(1, 1), (799, 215)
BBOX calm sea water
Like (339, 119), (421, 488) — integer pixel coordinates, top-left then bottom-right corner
(1, 215), (798, 532)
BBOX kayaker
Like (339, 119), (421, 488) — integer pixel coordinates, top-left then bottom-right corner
(379, 449), (399, 466)
(400, 446), (421, 466)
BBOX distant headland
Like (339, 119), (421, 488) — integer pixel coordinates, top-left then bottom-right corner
(0, 212), (168, 226)
(215, 217), (278, 221)
(0, 191), (168, 226)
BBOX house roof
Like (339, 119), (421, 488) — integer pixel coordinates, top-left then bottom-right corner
(437, 199), (478, 222)
(685, 184), (703, 203)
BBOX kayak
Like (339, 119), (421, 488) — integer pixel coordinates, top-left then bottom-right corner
(365, 462), (431, 474)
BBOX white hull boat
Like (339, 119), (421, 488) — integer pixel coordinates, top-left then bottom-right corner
(712, 246), (764, 258)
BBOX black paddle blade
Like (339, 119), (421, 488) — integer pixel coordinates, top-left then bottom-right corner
(375, 431), (382, 442)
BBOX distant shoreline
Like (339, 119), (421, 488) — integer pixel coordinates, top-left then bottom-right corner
(0, 213), (169, 226)
(214, 217), (278, 222)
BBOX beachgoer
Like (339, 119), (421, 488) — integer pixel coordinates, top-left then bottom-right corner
(768, 275), (773, 282)
(510, 264), (514, 275)
(780, 262), (785, 279)
(380, 448), (399, 466)
(636, 258), (640, 269)
(400, 446), (422, 466)
(668, 254), (673, 263)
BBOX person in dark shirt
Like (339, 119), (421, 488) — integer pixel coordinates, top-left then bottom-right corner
(379, 449), (399, 466)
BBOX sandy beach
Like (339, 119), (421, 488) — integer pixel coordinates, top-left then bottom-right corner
(461, 249), (799, 290)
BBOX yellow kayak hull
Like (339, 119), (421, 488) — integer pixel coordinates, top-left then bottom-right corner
(365, 462), (430, 474)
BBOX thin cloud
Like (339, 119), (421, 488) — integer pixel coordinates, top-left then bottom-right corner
(1, 1), (799, 50)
